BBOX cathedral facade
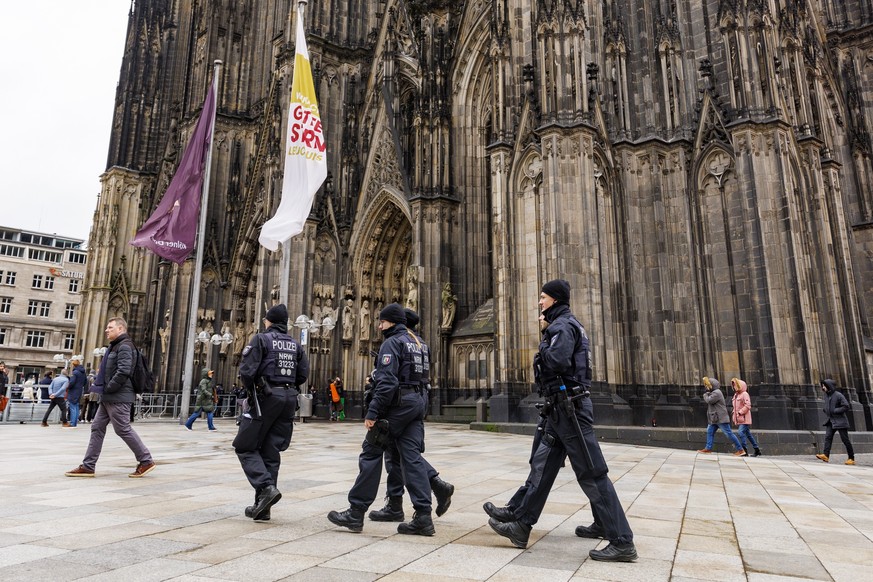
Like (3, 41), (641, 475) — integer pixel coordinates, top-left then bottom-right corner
(79, 0), (873, 430)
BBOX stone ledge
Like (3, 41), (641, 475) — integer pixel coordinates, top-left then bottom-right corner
(469, 422), (873, 455)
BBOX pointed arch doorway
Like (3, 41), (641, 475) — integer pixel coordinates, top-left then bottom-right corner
(345, 191), (414, 390)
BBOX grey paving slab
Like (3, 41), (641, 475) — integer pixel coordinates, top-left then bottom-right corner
(1, 420), (873, 580)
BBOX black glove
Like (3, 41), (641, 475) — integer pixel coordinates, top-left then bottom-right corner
(365, 419), (391, 449)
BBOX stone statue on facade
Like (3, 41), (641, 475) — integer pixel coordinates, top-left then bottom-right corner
(219, 321), (232, 355)
(270, 284), (281, 305)
(405, 266), (418, 312)
(359, 300), (371, 341)
(342, 298), (355, 341)
(322, 297), (336, 343)
(158, 310), (170, 355)
(441, 282), (457, 329)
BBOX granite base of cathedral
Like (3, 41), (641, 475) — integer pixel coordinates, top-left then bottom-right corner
(469, 423), (873, 456)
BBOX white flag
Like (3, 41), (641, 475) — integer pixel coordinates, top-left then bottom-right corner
(259, 6), (327, 251)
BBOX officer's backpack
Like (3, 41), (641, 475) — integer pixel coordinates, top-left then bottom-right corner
(124, 339), (155, 394)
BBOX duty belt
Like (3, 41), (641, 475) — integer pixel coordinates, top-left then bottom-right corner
(543, 384), (590, 399)
(269, 383), (297, 390)
(400, 386), (422, 395)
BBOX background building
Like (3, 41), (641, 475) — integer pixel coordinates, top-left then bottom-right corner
(80, 1), (872, 430)
(0, 227), (86, 384)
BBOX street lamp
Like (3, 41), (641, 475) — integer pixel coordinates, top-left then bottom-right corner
(293, 314), (335, 402)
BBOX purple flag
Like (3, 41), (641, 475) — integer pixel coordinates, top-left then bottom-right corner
(130, 85), (217, 264)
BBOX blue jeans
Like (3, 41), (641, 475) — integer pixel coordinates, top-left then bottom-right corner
(68, 402), (80, 427)
(736, 424), (759, 450)
(706, 423), (743, 451)
(186, 408), (215, 430)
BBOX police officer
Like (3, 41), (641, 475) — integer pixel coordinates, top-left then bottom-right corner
(236, 303), (309, 521)
(487, 280), (637, 562)
(369, 308), (454, 523)
(328, 303), (435, 535)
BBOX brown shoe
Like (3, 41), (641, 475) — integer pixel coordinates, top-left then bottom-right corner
(845, 459), (856, 466)
(129, 461), (156, 478)
(65, 465), (95, 478)
(815, 454), (829, 463)
(41, 421), (49, 427)
(697, 449), (712, 453)
(62, 422), (71, 428)
(734, 450), (748, 457)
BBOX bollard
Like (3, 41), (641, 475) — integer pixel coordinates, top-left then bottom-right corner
(476, 398), (487, 423)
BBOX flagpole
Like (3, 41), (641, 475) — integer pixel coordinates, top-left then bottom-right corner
(278, 0), (308, 305)
(180, 60), (222, 423)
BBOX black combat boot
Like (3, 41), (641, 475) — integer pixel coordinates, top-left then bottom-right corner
(369, 496), (404, 522)
(488, 518), (531, 549)
(327, 507), (365, 532)
(483, 502), (515, 523)
(575, 522), (605, 539)
(430, 476), (455, 517)
(397, 511), (435, 536)
(245, 491), (271, 521)
(753, 447), (762, 457)
(589, 541), (638, 562)
(250, 485), (281, 521)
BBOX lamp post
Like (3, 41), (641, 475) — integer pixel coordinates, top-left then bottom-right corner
(92, 346), (107, 371)
(293, 314), (335, 395)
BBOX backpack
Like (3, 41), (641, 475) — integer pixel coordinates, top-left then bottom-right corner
(124, 339), (155, 394)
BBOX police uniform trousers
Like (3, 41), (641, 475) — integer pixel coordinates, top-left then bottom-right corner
(237, 387), (297, 492)
(349, 392), (432, 512)
(514, 396), (633, 544)
(384, 436), (439, 497)
(504, 416), (548, 509)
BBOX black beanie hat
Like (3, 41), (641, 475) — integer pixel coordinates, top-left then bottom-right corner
(541, 279), (571, 304)
(379, 303), (407, 325)
(404, 308), (420, 330)
(265, 303), (288, 324)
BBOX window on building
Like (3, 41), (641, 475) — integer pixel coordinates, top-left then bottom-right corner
(28, 248), (62, 263)
(44, 276), (55, 290)
(3, 271), (15, 285)
(63, 333), (75, 350)
(68, 252), (87, 264)
(26, 330), (46, 348)
(68, 279), (80, 293)
(0, 328), (6, 345)
(65, 304), (76, 319)
(0, 244), (24, 258)
(32, 274), (43, 288)
(28, 300), (50, 317)
(0, 297), (11, 314)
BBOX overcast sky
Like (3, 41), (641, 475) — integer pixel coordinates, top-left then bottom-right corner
(0, 2), (132, 242)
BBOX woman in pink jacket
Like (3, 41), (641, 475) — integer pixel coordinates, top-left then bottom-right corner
(731, 378), (761, 457)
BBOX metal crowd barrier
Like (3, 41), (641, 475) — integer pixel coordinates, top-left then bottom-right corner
(1, 386), (241, 423)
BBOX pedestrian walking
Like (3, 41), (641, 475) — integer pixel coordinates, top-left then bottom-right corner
(816, 379), (856, 465)
(66, 358), (87, 428)
(185, 369), (217, 431)
(234, 304), (309, 521)
(42, 369), (69, 427)
(730, 378), (761, 457)
(65, 317), (155, 478)
(485, 279), (637, 561)
(328, 303), (436, 536)
(369, 308), (454, 524)
(697, 376), (746, 456)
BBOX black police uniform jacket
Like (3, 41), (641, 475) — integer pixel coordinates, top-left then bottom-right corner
(365, 323), (424, 421)
(535, 303), (591, 392)
(239, 325), (309, 390)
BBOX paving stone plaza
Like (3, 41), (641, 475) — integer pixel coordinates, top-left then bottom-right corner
(1, 420), (872, 581)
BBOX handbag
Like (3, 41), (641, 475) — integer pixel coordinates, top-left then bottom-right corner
(232, 390), (263, 453)
(0, 395), (9, 412)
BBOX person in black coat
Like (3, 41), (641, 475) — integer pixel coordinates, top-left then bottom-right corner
(65, 318), (155, 478)
(816, 379), (856, 465)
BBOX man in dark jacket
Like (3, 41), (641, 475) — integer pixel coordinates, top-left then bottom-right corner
(65, 317), (155, 478)
(816, 379), (856, 465)
(66, 358), (87, 428)
(486, 279), (636, 561)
